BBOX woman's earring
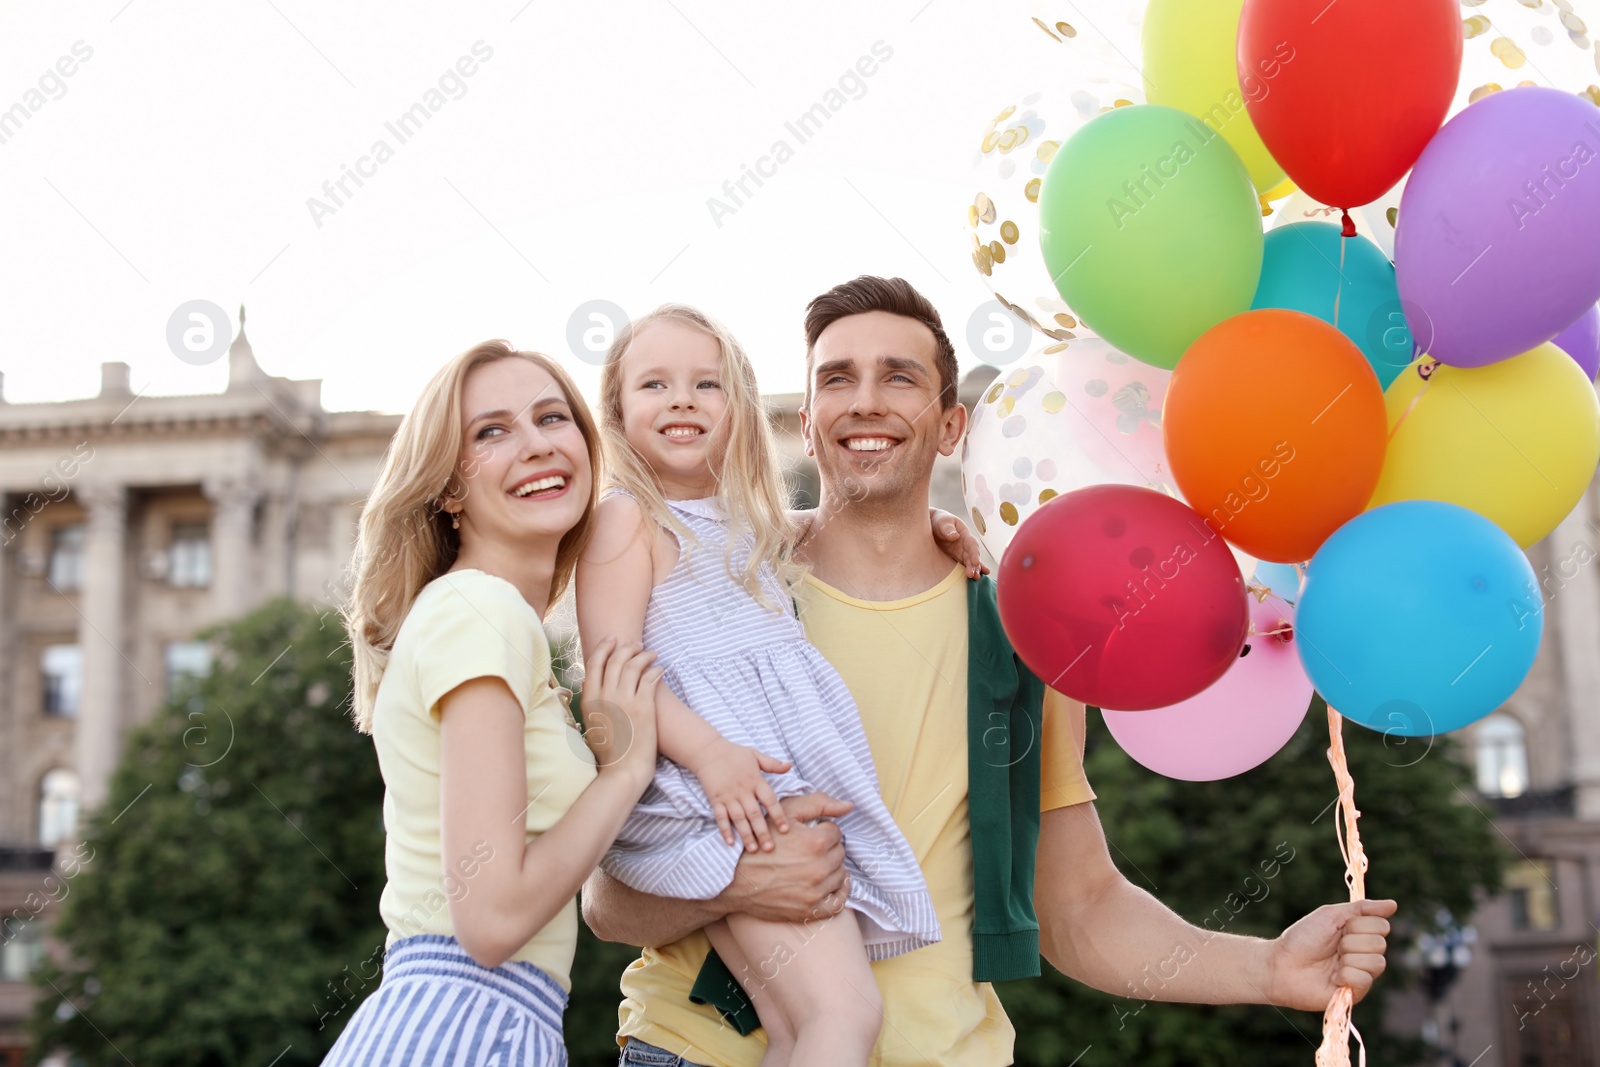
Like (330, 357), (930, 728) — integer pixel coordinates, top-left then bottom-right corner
(451, 513), (460, 530)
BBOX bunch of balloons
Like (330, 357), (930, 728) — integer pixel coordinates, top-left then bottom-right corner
(964, 0), (1600, 786)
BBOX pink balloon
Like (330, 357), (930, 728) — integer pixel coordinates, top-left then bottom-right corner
(1100, 596), (1312, 781)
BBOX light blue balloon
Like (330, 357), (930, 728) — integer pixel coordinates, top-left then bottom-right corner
(1252, 222), (1414, 389)
(1253, 561), (1303, 605)
(1295, 501), (1541, 738)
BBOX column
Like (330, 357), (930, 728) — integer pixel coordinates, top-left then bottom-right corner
(74, 481), (127, 812)
(1552, 486), (1600, 819)
(0, 494), (13, 839)
(203, 476), (262, 620)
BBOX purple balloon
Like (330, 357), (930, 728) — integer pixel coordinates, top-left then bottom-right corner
(1396, 87), (1600, 368)
(1553, 303), (1600, 381)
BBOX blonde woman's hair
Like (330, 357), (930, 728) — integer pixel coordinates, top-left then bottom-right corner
(342, 340), (602, 733)
(599, 304), (796, 608)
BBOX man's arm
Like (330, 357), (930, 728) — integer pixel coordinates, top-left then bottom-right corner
(582, 867), (724, 947)
(1035, 799), (1396, 1012)
(582, 792), (854, 947)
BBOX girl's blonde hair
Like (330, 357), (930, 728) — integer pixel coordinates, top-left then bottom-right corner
(342, 340), (602, 733)
(599, 304), (796, 607)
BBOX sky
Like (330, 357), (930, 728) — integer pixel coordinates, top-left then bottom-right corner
(1, 0), (1593, 415)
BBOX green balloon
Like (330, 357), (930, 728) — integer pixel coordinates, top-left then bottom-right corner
(1039, 104), (1264, 369)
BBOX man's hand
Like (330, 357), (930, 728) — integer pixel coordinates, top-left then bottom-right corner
(717, 792), (854, 924)
(1266, 899), (1398, 1012)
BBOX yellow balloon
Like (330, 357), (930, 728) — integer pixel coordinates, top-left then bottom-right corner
(1263, 178), (1296, 201)
(1142, 0), (1287, 193)
(1370, 346), (1600, 548)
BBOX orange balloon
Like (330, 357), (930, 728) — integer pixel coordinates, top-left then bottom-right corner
(1163, 310), (1387, 563)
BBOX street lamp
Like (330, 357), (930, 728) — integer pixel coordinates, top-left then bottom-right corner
(1404, 908), (1478, 1066)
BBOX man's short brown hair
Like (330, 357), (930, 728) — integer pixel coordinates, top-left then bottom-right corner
(804, 275), (959, 410)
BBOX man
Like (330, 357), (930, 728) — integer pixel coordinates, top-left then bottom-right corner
(582, 275), (1396, 1066)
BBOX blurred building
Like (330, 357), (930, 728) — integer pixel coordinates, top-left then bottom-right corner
(0, 316), (399, 1061)
(1382, 476), (1600, 1066)
(0, 323), (1596, 1066)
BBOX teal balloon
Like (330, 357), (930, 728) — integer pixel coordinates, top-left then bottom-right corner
(1038, 104), (1263, 370)
(1295, 501), (1541, 738)
(1252, 222), (1414, 389)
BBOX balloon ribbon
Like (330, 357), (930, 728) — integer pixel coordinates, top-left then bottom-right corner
(1316, 706), (1369, 1067)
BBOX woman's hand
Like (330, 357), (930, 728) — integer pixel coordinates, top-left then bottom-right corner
(581, 637), (663, 789)
(932, 507), (989, 579)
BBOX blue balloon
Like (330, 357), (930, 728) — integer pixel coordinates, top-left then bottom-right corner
(1252, 222), (1414, 389)
(1295, 501), (1541, 738)
(1253, 561), (1303, 605)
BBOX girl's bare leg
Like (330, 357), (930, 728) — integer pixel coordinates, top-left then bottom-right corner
(706, 909), (882, 1067)
(704, 918), (795, 1067)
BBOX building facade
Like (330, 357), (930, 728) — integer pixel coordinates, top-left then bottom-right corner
(0, 318), (400, 1060)
(1383, 477), (1600, 1067)
(0, 326), (1596, 1065)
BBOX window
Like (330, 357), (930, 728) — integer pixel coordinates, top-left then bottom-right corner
(38, 769), (79, 847)
(47, 524), (85, 590)
(41, 645), (82, 717)
(1506, 971), (1591, 1066)
(169, 521), (211, 587)
(0, 917), (46, 982)
(1476, 713), (1529, 798)
(165, 640), (211, 696)
(1506, 860), (1558, 932)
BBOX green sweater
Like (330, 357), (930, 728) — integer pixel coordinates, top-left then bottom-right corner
(689, 575), (1046, 1034)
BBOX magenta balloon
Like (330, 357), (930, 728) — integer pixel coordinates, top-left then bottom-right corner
(1101, 597), (1312, 781)
(1553, 304), (1600, 382)
(1395, 87), (1600, 368)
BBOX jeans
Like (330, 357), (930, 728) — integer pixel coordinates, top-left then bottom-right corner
(618, 1037), (711, 1067)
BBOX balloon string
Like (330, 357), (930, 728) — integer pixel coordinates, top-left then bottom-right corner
(1386, 368), (1436, 445)
(1247, 621), (1294, 639)
(1316, 706), (1369, 1067)
(1332, 231), (1348, 332)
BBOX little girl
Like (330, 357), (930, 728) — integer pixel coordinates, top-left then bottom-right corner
(575, 305), (981, 1066)
(326, 341), (663, 1065)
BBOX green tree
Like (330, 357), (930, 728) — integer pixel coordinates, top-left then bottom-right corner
(29, 599), (387, 1066)
(996, 697), (1509, 1067)
(566, 922), (647, 1067)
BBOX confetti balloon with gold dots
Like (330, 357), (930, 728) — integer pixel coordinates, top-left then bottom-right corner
(966, 77), (1144, 346)
(963, 339), (1263, 576)
(962, 358), (1155, 562)
(1457, 0), (1600, 113)
(1028, 3), (1147, 73)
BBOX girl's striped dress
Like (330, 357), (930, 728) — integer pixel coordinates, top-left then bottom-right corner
(599, 493), (940, 960)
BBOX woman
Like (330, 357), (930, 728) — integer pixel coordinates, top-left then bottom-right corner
(326, 340), (661, 1065)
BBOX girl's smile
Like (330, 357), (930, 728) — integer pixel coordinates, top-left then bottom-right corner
(619, 319), (731, 499)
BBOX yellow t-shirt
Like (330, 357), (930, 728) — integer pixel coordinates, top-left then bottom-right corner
(372, 568), (597, 992)
(615, 565), (1096, 1065)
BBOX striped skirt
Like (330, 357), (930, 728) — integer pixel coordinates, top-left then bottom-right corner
(320, 934), (567, 1066)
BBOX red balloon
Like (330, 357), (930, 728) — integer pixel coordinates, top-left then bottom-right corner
(1238, 0), (1461, 210)
(996, 485), (1249, 711)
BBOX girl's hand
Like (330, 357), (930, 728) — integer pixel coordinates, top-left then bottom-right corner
(692, 741), (793, 853)
(581, 638), (663, 788)
(932, 508), (989, 579)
